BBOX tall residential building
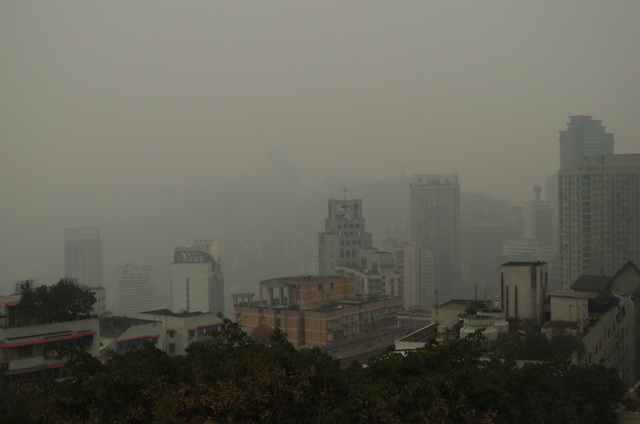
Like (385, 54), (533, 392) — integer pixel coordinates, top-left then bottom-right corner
(410, 174), (461, 302)
(169, 240), (225, 315)
(558, 154), (640, 289)
(63, 226), (103, 287)
(119, 264), (155, 316)
(559, 115), (614, 171)
(400, 241), (435, 309)
(318, 198), (373, 276)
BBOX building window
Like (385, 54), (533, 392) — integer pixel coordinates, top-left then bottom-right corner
(18, 345), (33, 358)
(189, 330), (195, 338)
(331, 283), (334, 289)
(318, 285), (322, 291)
(169, 343), (176, 355)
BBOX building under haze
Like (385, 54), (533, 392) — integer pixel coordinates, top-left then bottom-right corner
(63, 226), (103, 287)
(410, 174), (461, 303)
(169, 240), (225, 315)
(559, 154), (640, 289)
(232, 275), (402, 348)
(119, 264), (155, 316)
(559, 115), (614, 171)
(318, 198), (373, 276)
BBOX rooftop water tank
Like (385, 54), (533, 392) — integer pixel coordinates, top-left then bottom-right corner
(478, 309), (509, 335)
(460, 315), (498, 343)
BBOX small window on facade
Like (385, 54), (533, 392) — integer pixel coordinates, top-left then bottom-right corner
(318, 285), (322, 291)
(189, 330), (195, 338)
(331, 283), (334, 289)
(169, 343), (176, 355)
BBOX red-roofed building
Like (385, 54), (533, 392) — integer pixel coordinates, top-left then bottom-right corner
(0, 295), (100, 383)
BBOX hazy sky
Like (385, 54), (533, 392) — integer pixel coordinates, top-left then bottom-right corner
(2, 1), (640, 285)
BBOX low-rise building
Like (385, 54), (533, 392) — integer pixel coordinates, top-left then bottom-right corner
(102, 310), (224, 356)
(0, 296), (100, 383)
(233, 275), (403, 348)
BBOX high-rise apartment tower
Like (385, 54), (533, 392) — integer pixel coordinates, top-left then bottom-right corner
(559, 115), (614, 171)
(558, 154), (640, 289)
(64, 226), (103, 287)
(410, 174), (461, 303)
(318, 198), (373, 276)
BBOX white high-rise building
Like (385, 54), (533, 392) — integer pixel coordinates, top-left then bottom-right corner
(558, 154), (640, 289)
(119, 264), (155, 316)
(169, 240), (225, 315)
(318, 198), (373, 276)
(410, 174), (461, 302)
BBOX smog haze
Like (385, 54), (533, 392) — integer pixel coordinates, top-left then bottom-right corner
(2, 1), (639, 309)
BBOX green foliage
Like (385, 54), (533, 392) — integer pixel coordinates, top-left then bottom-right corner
(501, 331), (585, 362)
(589, 293), (620, 314)
(463, 300), (488, 316)
(18, 278), (96, 324)
(1, 320), (625, 424)
(315, 301), (340, 312)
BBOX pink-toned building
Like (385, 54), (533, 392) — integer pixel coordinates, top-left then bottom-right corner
(233, 276), (403, 348)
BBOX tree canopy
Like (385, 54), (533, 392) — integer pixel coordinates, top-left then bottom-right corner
(18, 278), (96, 324)
(0, 320), (626, 424)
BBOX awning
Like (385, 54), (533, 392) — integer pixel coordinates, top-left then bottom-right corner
(116, 334), (160, 344)
(0, 331), (97, 348)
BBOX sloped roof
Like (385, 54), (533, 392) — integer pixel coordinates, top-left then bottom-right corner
(570, 274), (611, 292)
(611, 261), (640, 282)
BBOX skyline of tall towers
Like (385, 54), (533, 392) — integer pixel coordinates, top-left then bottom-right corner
(318, 198), (373, 276)
(410, 174), (461, 303)
(169, 240), (225, 315)
(559, 115), (614, 171)
(558, 154), (640, 290)
(63, 226), (103, 287)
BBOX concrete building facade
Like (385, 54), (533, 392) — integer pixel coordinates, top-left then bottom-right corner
(0, 296), (100, 383)
(334, 248), (399, 297)
(498, 261), (548, 323)
(558, 154), (640, 289)
(410, 174), (461, 302)
(102, 310), (224, 356)
(119, 264), (155, 316)
(318, 198), (373, 276)
(169, 240), (225, 315)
